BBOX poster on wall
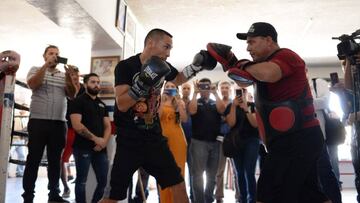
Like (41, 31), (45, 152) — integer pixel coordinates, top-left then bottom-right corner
(115, 0), (127, 34)
(91, 56), (120, 98)
(126, 12), (136, 40)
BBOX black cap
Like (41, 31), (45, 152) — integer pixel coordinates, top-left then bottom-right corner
(236, 22), (278, 42)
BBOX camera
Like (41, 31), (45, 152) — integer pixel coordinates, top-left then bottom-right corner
(198, 82), (210, 91)
(330, 72), (339, 86)
(235, 89), (243, 97)
(333, 29), (360, 60)
(56, 56), (68, 64)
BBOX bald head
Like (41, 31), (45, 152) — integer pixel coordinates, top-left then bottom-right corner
(181, 83), (191, 98)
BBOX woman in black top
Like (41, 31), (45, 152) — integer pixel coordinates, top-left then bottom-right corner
(225, 88), (260, 203)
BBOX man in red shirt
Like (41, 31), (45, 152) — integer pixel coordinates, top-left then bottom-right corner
(209, 22), (330, 203)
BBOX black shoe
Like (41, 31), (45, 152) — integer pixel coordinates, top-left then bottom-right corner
(48, 195), (70, 203)
(22, 192), (34, 203)
(67, 175), (74, 181)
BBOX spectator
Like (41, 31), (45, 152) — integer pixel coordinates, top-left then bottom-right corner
(70, 73), (111, 203)
(214, 81), (233, 203)
(225, 88), (259, 203)
(342, 54), (360, 202)
(311, 76), (342, 203)
(180, 83), (193, 201)
(61, 65), (85, 198)
(188, 78), (226, 203)
(22, 45), (76, 203)
(158, 81), (188, 202)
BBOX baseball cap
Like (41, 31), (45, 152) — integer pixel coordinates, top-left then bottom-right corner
(236, 22), (278, 42)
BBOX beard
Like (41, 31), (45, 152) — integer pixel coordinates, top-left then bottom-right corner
(49, 64), (57, 69)
(87, 87), (100, 96)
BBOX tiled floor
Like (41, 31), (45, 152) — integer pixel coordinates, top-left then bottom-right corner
(5, 174), (358, 203)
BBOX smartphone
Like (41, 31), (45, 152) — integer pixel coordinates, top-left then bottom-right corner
(198, 82), (210, 90)
(235, 89), (243, 97)
(56, 56), (68, 64)
(164, 88), (177, 96)
(330, 72), (339, 86)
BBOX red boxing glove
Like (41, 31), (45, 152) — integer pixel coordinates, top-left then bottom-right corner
(227, 68), (255, 85)
(206, 43), (238, 71)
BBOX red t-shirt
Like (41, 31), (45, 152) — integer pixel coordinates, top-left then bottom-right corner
(266, 48), (319, 128)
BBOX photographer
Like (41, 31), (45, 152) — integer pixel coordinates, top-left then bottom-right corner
(188, 78), (225, 203)
(342, 53), (360, 202)
(311, 76), (342, 203)
(22, 45), (76, 203)
(225, 88), (259, 203)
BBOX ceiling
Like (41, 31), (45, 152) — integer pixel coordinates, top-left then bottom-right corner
(0, 0), (359, 80)
(126, 0), (360, 68)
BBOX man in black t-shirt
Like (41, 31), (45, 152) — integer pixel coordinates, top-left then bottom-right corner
(99, 28), (218, 203)
(70, 73), (111, 203)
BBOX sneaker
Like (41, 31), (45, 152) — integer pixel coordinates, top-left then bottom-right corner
(48, 195), (70, 203)
(62, 188), (70, 198)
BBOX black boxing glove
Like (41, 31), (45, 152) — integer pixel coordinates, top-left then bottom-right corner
(207, 43), (238, 71)
(183, 50), (217, 80)
(192, 50), (217, 70)
(128, 56), (171, 101)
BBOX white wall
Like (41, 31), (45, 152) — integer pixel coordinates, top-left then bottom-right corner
(75, 0), (146, 59)
(75, 0), (124, 51)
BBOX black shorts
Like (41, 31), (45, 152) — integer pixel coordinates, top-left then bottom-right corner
(109, 132), (183, 200)
(257, 126), (329, 203)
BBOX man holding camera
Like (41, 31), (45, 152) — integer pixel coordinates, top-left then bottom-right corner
(206, 22), (329, 202)
(22, 45), (76, 203)
(188, 78), (226, 203)
(342, 54), (360, 202)
(100, 28), (217, 203)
